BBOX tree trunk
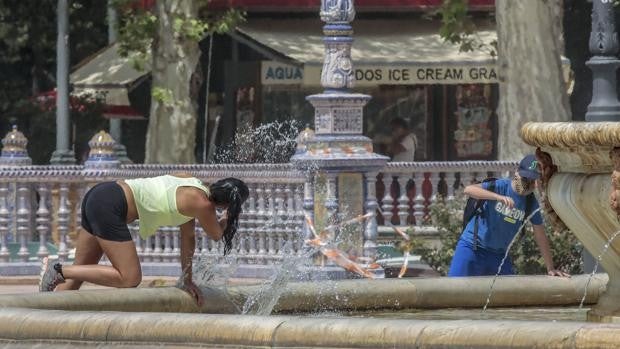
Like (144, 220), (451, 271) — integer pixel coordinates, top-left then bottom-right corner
(496, 0), (571, 161)
(145, 0), (200, 163)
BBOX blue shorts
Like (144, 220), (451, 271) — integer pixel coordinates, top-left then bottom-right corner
(448, 239), (514, 277)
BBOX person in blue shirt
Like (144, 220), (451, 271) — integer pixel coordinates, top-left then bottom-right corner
(448, 154), (570, 277)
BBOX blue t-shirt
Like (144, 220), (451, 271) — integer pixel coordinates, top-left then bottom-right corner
(460, 178), (543, 253)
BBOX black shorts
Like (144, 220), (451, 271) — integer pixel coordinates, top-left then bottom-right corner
(81, 182), (132, 242)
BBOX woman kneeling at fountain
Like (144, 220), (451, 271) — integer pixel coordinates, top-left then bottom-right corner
(38, 174), (249, 305)
(448, 155), (569, 277)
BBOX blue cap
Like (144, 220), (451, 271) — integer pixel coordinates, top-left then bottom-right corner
(518, 154), (540, 180)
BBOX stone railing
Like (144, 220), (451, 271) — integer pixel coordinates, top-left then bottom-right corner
(0, 161), (519, 275)
(0, 164), (307, 275)
(375, 161), (518, 240)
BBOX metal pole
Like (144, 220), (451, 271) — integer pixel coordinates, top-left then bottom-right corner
(585, 0), (620, 122)
(107, 2), (122, 141)
(50, 0), (75, 164)
(202, 34), (214, 163)
(107, 0), (131, 163)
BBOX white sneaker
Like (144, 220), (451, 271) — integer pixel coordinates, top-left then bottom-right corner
(39, 257), (65, 292)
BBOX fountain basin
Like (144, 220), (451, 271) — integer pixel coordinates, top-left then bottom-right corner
(522, 122), (620, 322)
(0, 275), (606, 314)
(1, 307), (620, 348)
(0, 276), (614, 348)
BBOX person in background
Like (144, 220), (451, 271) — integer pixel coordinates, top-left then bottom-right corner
(389, 117), (417, 162)
(39, 174), (249, 305)
(448, 154), (570, 277)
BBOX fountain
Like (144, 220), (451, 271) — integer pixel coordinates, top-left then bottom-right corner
(521, 0), (620, 323)
(4, 1), (620, 348)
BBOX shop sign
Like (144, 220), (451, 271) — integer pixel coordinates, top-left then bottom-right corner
(304, 64), (498, 85)
(261, 61), (304, 85)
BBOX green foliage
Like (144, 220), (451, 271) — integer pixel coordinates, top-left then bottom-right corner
(437, 0), (497, 56)
(151, 87), (175, 106)
(114, 0), (245, 72)
(401, 193), (583, 276)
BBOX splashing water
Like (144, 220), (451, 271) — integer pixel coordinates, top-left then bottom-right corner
(578, 229), (620, 309)
(242, 242), (316, 315)
(482, 207), (543, 312)
(214, 120), (302, 164)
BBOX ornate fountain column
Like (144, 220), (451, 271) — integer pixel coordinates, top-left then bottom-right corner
(291, 0), (388, 261)
(585, 0), (620, 122)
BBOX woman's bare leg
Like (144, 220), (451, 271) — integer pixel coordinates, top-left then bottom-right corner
(60, 237), (142, 288)
(55, 229), (103, 291)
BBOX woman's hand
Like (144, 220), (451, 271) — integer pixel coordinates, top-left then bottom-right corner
(181, 280), (204, 307)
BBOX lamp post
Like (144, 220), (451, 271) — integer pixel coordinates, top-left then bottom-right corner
(585, 0), (620, 122)
(50, 0), (75, 165)
(107, 0), (131, 163)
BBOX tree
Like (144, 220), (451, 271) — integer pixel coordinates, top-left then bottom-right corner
(115, 0), (242, 164)
(495, 0), (570, 160)
(440, 0), (571, 161)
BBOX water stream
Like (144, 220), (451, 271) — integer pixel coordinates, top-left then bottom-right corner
(482, 207), (543, 312)
(578, 229), (620, 309)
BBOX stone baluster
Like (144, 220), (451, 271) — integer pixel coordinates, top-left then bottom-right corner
(381, 175), (394, 223)
(162, 226), (173, 263)
(265, 184), (276, 255)
(57, 183), (71, 262)
(236, 225), (246, 260)
(363, 171), (379, 259)
(285, 183), (297, 253)
(74, 183), (88, 234)
(256, 184), (267, 257)
(142, 230), (153, 263)
(152, 229), (163, 262)
(275, 184), (287, 255)
(294, 183), (305, 254)
(445, 171), (457, 201)
(466, 172), (477, 186)
(172, 226), (180, 263)
(0, 183), (9, 262)
(325, 173), (338, 222)
(196, 225), (206, 255)
(15, 183), (31, 262)
(246, 184), (257, 258)
(35, 183), (51, 260)
(429, 172), (441, 205)
(396, 174), (410, 226)
(302, 172), (315, 241)
(130, 222), (143, 261)
(413, 173), (426, 226)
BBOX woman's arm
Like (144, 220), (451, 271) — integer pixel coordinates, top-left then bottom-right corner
(177, 188), (225, 241)
(179, 220), (204, 305)
(179, 220), (196, 283)
(464, 183), (515, 208)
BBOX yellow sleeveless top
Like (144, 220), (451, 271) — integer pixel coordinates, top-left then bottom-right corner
(124, 175), (210, 239)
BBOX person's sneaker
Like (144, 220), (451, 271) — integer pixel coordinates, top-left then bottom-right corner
(39, 257), (65, 292)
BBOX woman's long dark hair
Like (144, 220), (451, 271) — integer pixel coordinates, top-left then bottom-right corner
(209, 177), (249, 255)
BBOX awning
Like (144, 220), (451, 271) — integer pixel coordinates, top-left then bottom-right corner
(236, 19), (570, 86)
(70, 43), (149, 117)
